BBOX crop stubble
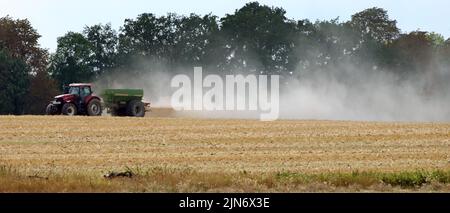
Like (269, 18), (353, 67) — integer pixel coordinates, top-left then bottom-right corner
(1, 116), (449, 176)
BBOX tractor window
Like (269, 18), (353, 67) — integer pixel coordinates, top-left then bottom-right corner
(81, 87), (92, 97)
(69, 87), (80, 95)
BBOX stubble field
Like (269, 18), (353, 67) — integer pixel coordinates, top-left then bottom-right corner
(1, 112), (450, 192)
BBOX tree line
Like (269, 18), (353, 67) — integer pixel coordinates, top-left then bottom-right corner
(1, 2), (449, 115)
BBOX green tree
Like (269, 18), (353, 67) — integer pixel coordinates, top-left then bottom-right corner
(172, 14), (221, 71)
(117, 13), (222, 74)
(0, 16), (46, 73)
(118, 13), (180, 70)
(0, 49), (30, 115)
(349, 7), (400, 44)
(348, 8), (400, 70)
(426, 32), (445, 48)
(83, 24), (118, 76)
(26, 71), (59, 114)
(49, 32), (95, 88)
(220, 2), (297, 74)
(388, 31), (433, 75)
(0, 16), (58, 114)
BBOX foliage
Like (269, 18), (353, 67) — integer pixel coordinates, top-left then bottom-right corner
(220, 2), (297, 74)
(24, 71), (59, 114)
(349, 7), (400, 43)
(0, 16), (47, 73)
(49, 32), (95, 88)
(0, 16), (58, 114)
(1, 2), (450, 114)
(0, 49), (30, 114)
(83, 24), (118, 76)
(47, 2), (449, 82)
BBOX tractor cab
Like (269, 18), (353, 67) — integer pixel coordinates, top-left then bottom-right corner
(66, 84), (94, 111)
(67, 83), (93, 100)
(46, 83), (102, 116)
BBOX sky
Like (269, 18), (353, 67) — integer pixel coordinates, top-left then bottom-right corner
(1, 0), (449, 52)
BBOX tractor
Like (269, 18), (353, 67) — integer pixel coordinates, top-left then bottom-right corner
(46, 83), (150, 117)
(46, 83), (102, 116)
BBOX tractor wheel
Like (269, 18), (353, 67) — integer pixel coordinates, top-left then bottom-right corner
(126, 100), (145, 117)
(46, 104), (57, 115)
(62, 103), (77, 116)
(87, 99), (102, 116)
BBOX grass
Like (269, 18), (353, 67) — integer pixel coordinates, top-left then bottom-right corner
(1, 165), (450, 192)
(276, 170), (450, 188)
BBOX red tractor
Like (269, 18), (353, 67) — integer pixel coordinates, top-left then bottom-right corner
(46, 83), (103, 116)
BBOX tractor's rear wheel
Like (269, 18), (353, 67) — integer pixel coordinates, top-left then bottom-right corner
(87, 99), (102, 116)
(126, 100), (145, 117)
(62, 103), (77, 116)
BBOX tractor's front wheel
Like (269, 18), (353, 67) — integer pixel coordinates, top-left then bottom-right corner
(46, 104), (58, 115)
(87, 99), (102, 116)
(62, 103), (77, 116)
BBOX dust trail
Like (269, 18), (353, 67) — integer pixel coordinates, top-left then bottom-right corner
(94, 60), (450, 122)
(280, 66), (450, 122)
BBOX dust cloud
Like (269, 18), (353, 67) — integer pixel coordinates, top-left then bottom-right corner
(280, 65), (450, 122)
(94, 59), (450, 122)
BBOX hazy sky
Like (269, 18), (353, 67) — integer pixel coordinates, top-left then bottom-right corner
(1, 0), (449, 52)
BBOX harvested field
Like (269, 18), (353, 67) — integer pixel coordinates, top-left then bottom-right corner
(0, 115), (450, 192)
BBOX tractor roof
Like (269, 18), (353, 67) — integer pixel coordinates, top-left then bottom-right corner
(69, 83), (92, 87)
